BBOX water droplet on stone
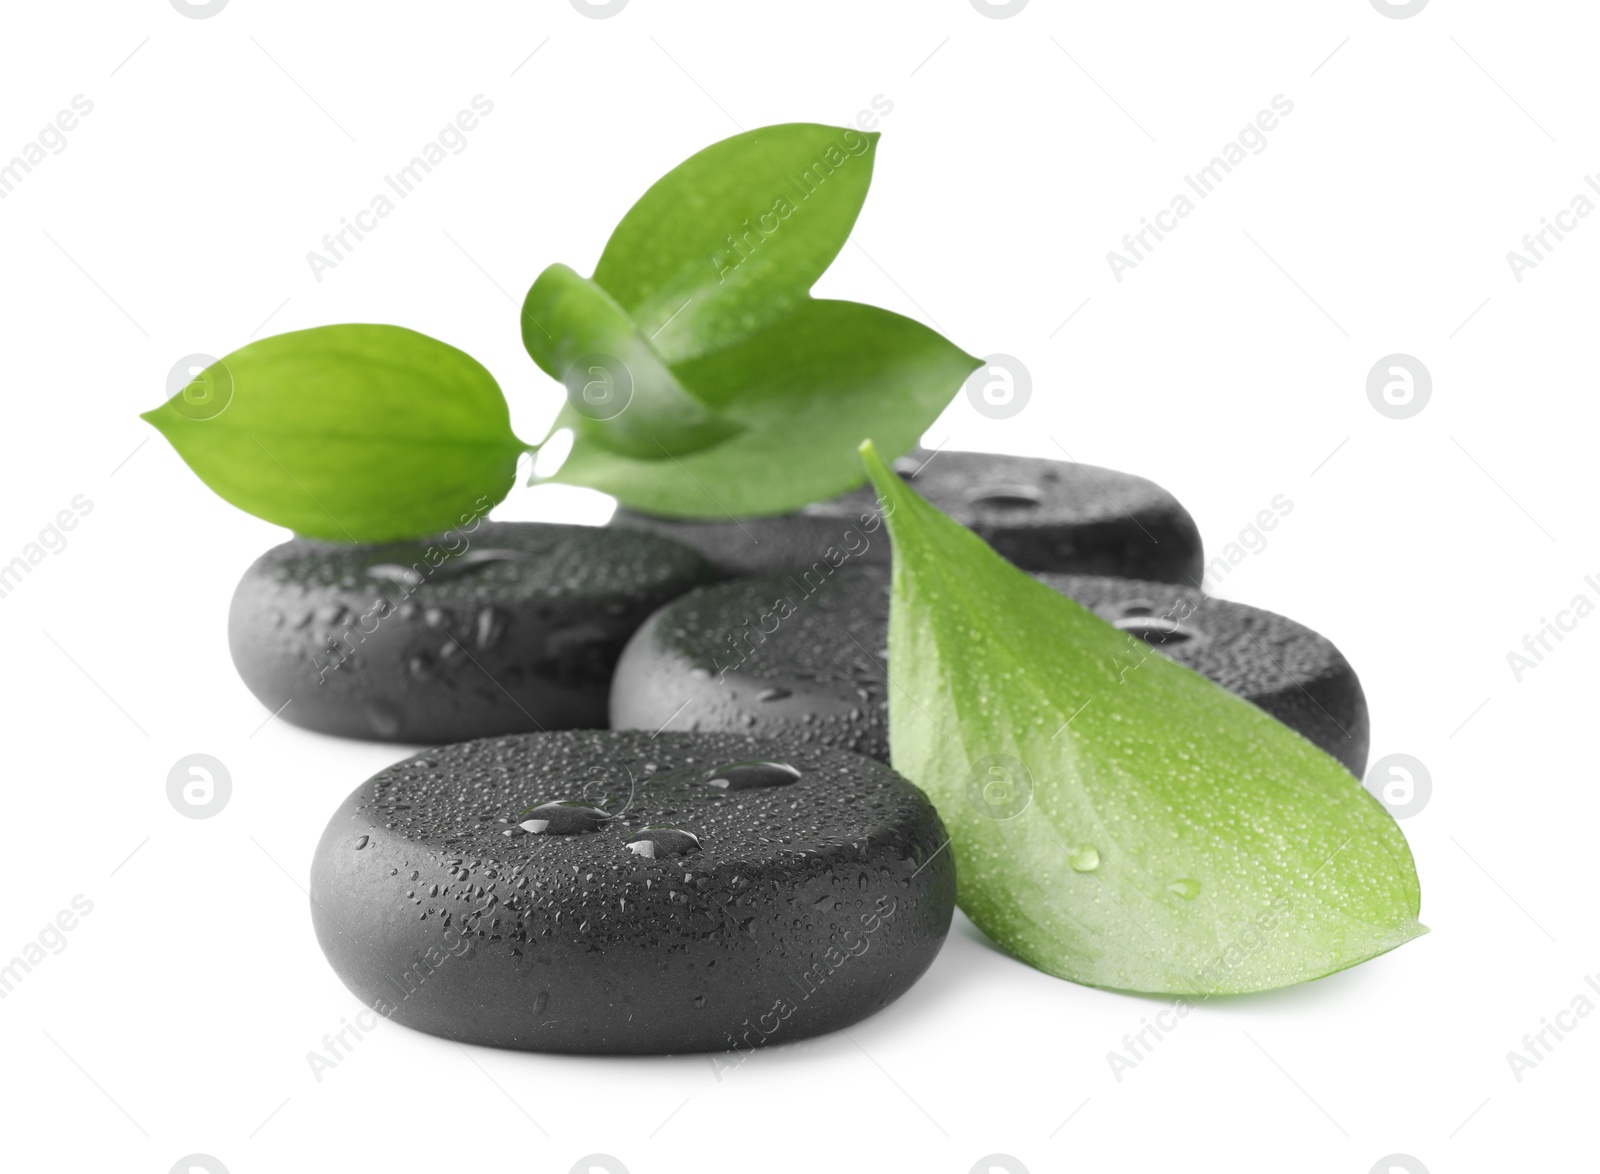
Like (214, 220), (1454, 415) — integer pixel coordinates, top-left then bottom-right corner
(625, 827), (702, 859)
(756, 686), (792, 702)
(966, 484), (1044, 509)
(706, 761), (802, 791)
(1067, 843), (1100, 872)
(519, 801), (612, 835)
(475, 606), (508, 649)
(1114, 616), (1199, 648)
(366, 563), (424, 587)
(353, 835), (369, 849)
(364, 702), (403, 738)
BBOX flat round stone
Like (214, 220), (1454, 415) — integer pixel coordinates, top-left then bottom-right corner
(229, 522), (714, 742)
(612, 448), (1203, 583)
(309, 730), (955, 1054)
(610, 567), (1370, 775)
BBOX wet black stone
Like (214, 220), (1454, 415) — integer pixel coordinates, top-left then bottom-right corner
(229, 522), (714, 743)
(610, 567), (1370, 776)
(309, 731), (955, 1054)
(612, 448), (1203, 583)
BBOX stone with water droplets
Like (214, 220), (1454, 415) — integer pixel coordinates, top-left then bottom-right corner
(309, 730), (954, 1054)
(611, 566), (1369, 775)
(229, 522), (714, 743)
(610, 448), (1202, 582)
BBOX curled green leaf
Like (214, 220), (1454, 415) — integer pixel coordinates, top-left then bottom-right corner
(141, 325), (525, 543)
(521, 263), (742, 460)
(859, 441), (1425, 995)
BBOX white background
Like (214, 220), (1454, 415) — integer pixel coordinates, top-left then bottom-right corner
(0, 2), (1593, 1172)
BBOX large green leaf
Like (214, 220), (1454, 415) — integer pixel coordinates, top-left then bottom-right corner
(592, 123), (878, 364)
(859, 442), (1425, 995)
(551, 301), (979, 518)
(141, 325), (524, 542)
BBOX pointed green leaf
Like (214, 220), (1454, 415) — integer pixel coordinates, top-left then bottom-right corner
(592, 123), (879, 364)
(859, 442), (1425, 995)
(141, 325), (524, 542)
(551, 301), (980, 518)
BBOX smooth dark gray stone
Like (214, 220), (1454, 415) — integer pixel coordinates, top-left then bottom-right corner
(310, 730), (956, 1054)
(610, 567), (1370, 776)
(612, 448), (1204, 584)
(229, 522), (714, 743)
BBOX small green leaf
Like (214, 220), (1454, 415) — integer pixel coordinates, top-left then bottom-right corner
(521, 263), (742, 460)
(551, 302), (980, 518)
(592, 123), (879, 364)
(859, 442), (1425, 995)
(141, 325), (525, 542)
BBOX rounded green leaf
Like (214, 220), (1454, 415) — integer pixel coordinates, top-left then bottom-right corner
(860, 443), (1426, 995)
(141, 325), (525, 542)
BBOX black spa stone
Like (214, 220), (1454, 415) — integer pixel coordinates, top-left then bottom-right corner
(611, 448), (1204, 584)
(308, 730), (956, 1054)
(611, 567), (1371, 776)
(228, 522), (714, 743)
